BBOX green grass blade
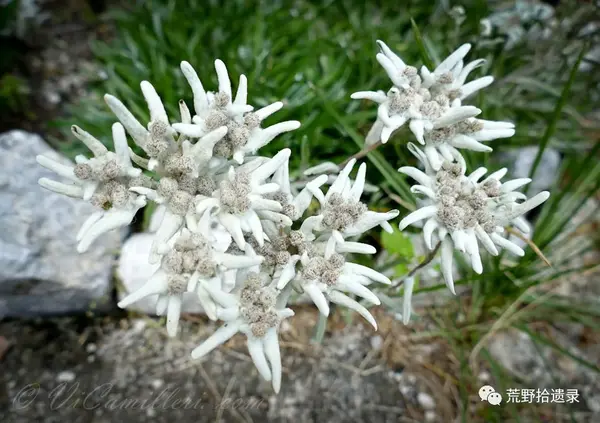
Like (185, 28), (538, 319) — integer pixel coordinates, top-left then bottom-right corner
(410, 18), (435, 69)
(528, 42), (589, 182)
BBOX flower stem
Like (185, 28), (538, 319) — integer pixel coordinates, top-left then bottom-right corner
(391, 241), (441, 289)
(311, 312), (328, 344)
(338, 141), (383, 169)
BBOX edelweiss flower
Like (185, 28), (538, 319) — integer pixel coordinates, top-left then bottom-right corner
(268, 152), (329, 221)
(37, 123), (147, 252)
(352, 40), (496, 147)
(398, 144), (550, 293)
(195, 149), (294, 248)
(118, 225), (262, 334)
(105, 81), (182, 170)
(173, 60), (300, 163)
(191, 273), (294, 393)
(283, 249), (389, 330)
(418, 43), (493, 102)
(306, 159), (399, 238)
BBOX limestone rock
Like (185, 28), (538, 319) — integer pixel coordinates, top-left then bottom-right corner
(0, 130), (121, 317)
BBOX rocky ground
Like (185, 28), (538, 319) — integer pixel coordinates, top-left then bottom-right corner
(0, 309), (455, 423)
(2, 299), (600, 423)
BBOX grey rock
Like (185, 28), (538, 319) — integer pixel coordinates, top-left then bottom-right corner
(500, 146), (561, 196)
(0, 130), (121, 317)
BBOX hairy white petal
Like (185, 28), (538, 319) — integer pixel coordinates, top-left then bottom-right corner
(156, 295), (168, 316)
(172, 123), (206, 138)
(409, 119), (425, 144)
(512, 216), (530, 234)
(441, 237), (456, 294)
(191, 321), (242, 359)
(475, 225), (499, 256)
(434, 106), (481, 128)
(336, 241), (376, 255)
(328, 291), (377, 330)
(501, 178), (531, 193)
(376, 40), (405, 69)
(166, 295), (182, 337)
(472, 128), (515, 141)
(436, 43), (471, 73)
(456, 58), (485, 85)
(234, 74), (248, 105)
(71, 125), (109, 156)
(423, 218), (439, 250)
(255, 102), (283, 120)
(247, 337), (272, 381)
(350, 90), (387, 103)
(78, 207), (141, 253)
(251, 149), (292, 183)
(327, 159), (356, 199)
(118, 270), (168, 308)
(201, 281), (238, 308)
(304, 283), (329, 316)
(349, 163), (367, 201)
(460, 76), (494, 99)
(76, 211), (104, 242)
(337, 276), (381, 305)
(398, 166), (431, 187)
(218, 213), (245, 249)
(36, 155), (77, 182)
(424, 145), (443, 170)
(264, 329), (282, 393)
(180, 61), (208, 113)
(345, 210), (399, 235)
(402, 276), (415, 324)
(468, 167), (488, 183)
(141, 81), (168, 124)
(451, 134), (492, 152)
(150, 213), (184, 262)
(491, 233), (525, 256)
(104, 95), (148, 148)
(399, 205), (437, 230)
(214, 59), (232, 99)
(344, 262), (391, 285)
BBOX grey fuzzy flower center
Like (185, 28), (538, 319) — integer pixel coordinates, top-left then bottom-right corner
(163, 232), (216, 283)
(239, 274), (280, 338)
(219, 172), (251, 214)
(321, 193), (367, 231)
(425, 126), (457, 146)
(252, 230), (308, 268)
(301, 254), (345, 286)
(435, 162), (499, 232)
(204, 97), (261, 158)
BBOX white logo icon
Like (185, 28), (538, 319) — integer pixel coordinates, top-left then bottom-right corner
(479, 385), (503, 405)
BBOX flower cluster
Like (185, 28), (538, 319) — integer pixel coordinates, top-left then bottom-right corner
(354, 40), (549, 318)
(37, 40), (550, 393)
(36, 59), (397, 393)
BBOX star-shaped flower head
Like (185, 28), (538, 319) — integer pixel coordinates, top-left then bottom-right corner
(36, 123), (148, 252)
(191, 272), (294, 393)
(398, 143), (550, 293)
(173, 60), (300, 164)
(106, 77), (231, 174)
(305, 159), (399, 241)
(281, 248), (390, 330)
(117, 223), (263, 333)
(194, 148), (294, 249)
(418, 43), (494, 102)
(352, 40), (503, 149)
